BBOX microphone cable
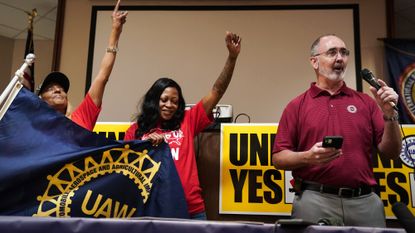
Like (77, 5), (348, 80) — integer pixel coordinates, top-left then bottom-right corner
(234, 113), (251, 123)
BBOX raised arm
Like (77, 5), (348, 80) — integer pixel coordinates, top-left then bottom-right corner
(201, 31), (241, 115)
(88, 0), (128, 107)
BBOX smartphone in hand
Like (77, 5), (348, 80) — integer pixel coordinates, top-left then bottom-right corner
(322, 136), (343, 149)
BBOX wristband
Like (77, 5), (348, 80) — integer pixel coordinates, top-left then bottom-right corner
(383, 114), (399, 122)
(106, 47), (118, 54)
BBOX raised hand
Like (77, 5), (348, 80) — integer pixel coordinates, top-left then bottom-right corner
(87, 0), (128, 108)
(225, 31), (241, 59)
(112, 0), (128, 29)
(369, 79), (398, 115)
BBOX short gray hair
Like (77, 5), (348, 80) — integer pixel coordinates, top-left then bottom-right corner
(310, 34), (338, 56)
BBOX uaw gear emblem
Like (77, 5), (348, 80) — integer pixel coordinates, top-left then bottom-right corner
(34, 145), (160, 218)
(400, 63), (415, 122)
(400, 136), (415, 168)
(347, 105), (357, 113)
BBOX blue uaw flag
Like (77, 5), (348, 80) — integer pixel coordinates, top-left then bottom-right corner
(0, 82), (188, 218)
(384, 39), (415, 123)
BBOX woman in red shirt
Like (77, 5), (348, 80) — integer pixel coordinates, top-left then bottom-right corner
(124, 31), (241, 219)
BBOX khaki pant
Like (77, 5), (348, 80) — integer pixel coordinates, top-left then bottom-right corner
(292, 190), (386, 228)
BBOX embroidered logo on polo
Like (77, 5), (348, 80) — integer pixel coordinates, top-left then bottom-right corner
(34, 145), (160, 218)
(400, 136), (415, 168)
(347, 105), (357, 113)
(399, 63), (415, 121)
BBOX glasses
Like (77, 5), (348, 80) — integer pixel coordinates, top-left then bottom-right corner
(313, 48), (350, 58)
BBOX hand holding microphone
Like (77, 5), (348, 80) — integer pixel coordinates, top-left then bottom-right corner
(361, 69), (399, 112)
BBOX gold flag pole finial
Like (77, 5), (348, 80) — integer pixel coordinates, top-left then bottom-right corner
(24, 8), (37, 30)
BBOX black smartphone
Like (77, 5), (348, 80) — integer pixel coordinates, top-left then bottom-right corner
(322, 136), (343, 149)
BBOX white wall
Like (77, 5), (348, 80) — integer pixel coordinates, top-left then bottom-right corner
(91, 7), (356, 122)
(59, 0), (387, 123)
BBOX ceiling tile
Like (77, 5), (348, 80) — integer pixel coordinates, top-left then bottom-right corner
(0, 0), (57, 40)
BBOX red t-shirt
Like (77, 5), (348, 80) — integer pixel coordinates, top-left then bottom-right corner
(273, 82), (384, 188)
(124, 101), (213, 215)
(70, 93), (101, 131)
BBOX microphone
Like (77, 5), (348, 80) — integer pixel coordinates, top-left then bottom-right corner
(361, 68), (399, 111)
(317, 217), (344, 226)
(392, 202), (415, 233)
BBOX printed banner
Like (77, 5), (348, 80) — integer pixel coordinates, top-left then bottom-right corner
(219, 123), (415, 218)
(93, 122), (130, 140)
(0, 84), (188, 218)
(384, 39), (415, 123)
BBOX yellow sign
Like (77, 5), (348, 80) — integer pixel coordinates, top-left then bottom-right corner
(220, 123), (415, 218)
(93, 122), (415, 218)
(93, 122), (131, 140)
(376, 125), (415, 218)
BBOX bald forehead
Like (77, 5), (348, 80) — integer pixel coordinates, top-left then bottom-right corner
(318, 35), (346, 51)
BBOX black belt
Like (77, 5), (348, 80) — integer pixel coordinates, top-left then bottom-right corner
(300, 182), (374, 198)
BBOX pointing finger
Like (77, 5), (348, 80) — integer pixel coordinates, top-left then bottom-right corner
(114, 0), (121, 13)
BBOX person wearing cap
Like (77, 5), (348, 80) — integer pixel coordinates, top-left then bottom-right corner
(36, 71), (70, 115)
(36, 0), (127, 131)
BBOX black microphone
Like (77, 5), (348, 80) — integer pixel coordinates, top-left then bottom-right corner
(392, 202), (415, 233)
(361, 68), (399, 111)
(317, 217), (344, 226)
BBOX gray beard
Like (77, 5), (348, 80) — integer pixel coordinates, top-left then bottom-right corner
(319, 66), (346, 81)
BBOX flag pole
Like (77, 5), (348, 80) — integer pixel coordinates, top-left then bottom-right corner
(0, 54), (36, 107)
(23, 8), (37, 91)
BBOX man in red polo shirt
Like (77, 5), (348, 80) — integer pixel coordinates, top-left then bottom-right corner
(272, 34), (401, 227)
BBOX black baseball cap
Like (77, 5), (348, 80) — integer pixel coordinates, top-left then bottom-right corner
(37, 72), (70, 95)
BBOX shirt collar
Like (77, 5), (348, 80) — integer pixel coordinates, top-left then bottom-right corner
(309, 82), (353, 98)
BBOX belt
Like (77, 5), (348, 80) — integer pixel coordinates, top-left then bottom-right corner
(300, 182), (374, 198)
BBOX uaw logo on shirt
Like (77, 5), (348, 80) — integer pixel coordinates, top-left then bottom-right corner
(142, 129), (184, 160)
(400, 136), (415, 168)
(347, 105), (357, 113)
(34, 145), (160, 218)
(400, 63), (415, 122)
(164, 130), (184, 146)
(164, 129), (184, 160)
